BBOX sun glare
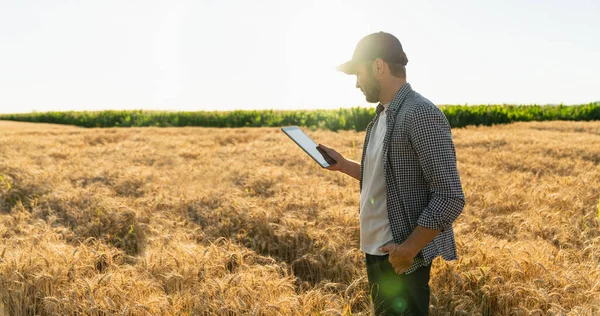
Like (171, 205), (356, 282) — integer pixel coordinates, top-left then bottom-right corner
(283, 2), (369, 110)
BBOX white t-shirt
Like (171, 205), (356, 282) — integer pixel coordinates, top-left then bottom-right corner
(359, 103), (394, 255)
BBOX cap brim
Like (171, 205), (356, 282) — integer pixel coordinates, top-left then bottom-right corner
(337, 60), (357, 75)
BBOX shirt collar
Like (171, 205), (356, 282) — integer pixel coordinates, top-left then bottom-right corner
(375, 102), (390, 113)
(375, 83), (412, 116)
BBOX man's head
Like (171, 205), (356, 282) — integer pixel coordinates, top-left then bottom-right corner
(338, 32), (408, 103)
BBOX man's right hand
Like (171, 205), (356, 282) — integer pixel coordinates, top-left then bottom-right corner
(317, 144), (361, 181)
(317, 144), (347, 172)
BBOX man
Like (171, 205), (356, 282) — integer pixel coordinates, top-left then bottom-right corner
(318, 32), (465, 315)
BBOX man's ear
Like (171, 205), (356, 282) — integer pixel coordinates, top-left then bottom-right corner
(373, 58), (385, 75)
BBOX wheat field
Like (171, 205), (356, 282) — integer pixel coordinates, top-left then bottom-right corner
(0, 120), (599, 315)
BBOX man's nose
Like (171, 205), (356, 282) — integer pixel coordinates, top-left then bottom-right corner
(355, 78), (359, 89)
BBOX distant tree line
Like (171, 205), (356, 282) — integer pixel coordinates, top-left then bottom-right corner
(0, 103), (598, 131)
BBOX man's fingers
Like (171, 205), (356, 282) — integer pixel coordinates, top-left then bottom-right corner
(380, 243), (397, 254)
(318, 145), (333, 156)
(318, 144), (337, 155)
(394, 267), (405, 275)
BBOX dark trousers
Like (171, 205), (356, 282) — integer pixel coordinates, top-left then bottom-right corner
(366, 254), (431, 316)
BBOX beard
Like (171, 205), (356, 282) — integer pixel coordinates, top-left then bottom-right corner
(361, 70), (381, 103)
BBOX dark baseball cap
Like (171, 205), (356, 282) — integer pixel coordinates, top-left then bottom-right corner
(337, 32), (408, 75)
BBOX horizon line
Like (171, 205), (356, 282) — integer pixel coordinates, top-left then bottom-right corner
(1, 101), (600, 115)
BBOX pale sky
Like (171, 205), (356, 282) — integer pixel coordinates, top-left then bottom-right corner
(0, 0), (599, 114)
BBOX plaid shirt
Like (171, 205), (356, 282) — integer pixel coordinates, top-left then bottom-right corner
(359, 83), (465, 274)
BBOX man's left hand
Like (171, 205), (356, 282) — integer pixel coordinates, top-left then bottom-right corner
(379, 243), (417, 274)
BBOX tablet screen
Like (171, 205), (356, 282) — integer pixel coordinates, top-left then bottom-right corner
(281, 126), (334, 168)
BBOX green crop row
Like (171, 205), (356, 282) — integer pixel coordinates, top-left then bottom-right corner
(0, 103), (598, 131)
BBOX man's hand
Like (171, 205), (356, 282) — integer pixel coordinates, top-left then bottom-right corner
(380, 243), (417, 275)
(316, 144), (346, 172)
(317, 144), (360, 180)
(380, 226), (441, 274)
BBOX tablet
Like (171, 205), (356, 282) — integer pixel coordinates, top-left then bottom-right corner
(281, 126), (337, 168)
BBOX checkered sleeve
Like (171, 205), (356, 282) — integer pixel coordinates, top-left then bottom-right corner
(408, 103), (465, 232)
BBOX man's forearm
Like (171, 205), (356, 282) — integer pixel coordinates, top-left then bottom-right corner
(403, 225), (440, 257)
(340, 159), (361, 180)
